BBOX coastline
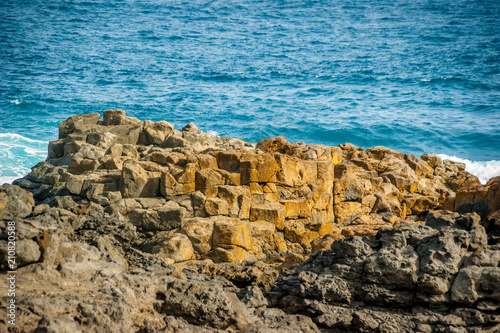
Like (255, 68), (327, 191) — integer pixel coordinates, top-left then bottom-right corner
(1, 110), (499, 332)
(1, 123), (499, 187)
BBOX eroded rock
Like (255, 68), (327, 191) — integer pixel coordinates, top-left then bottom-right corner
(4, 111), (499, 333)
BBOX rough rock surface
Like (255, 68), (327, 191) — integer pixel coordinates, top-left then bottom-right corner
(11, 110), (484, 262)
(269, 210), (500, 332)
(0, 110), (498, 332)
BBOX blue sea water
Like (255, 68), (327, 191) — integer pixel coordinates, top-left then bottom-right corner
(0, 0), (499, 184)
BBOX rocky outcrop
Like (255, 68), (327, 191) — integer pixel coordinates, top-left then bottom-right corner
(12, 110), (482, 264)
(269, 210), (500, 332)
(0, 188), (319, 332)
(1, 110), (498, 332)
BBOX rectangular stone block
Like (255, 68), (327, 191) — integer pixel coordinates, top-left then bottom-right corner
(281, 199), (312, 219)
(250, 202), (285, 230)
(205, 197), (229, 216)
(213, 221), (253, 251)
(216, 150), (242, 172)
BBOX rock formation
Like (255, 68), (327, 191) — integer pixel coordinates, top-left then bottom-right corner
(269, 211), (500, 332)
(0, 110), (498, 332)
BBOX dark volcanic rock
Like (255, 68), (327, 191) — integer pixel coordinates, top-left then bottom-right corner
(268, 210), (500, 332)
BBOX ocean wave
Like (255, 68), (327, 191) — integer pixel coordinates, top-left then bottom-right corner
(0, 133), (47, 184)
(0, 133), (47, 144)
(205, 130), (220, 137)
(437, 154), (500, 185)
(0, 176), (20, 185)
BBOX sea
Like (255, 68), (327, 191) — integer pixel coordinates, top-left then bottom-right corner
(1, 0), (499, 185)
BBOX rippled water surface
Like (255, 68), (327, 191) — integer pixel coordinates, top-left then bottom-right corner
(0, 0), (499, 182)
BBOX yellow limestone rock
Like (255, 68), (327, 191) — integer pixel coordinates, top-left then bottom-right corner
(240, 153), (278, 184)
(159, 162), (197, 196)
(180, 218), (215, 255)
(213, 220), (253, 251)
(176, 163), (197, 184)
(283, 221), (320, 250)
(316, 159), (335, 188)
(144, 120), (174, 145)
(205, 197), (229, 216)
(249, 221), (277, 254)
(281, 199), (312, 219)
(334, 201), (371, 223)
(216, 185), (251, 218)
(275, 154), (318, 187)
(195, 168), (225, 190)
(256, 136), (290, 153)
(311, 233), (342, 253)
(209, 246), (250, 263)
(196, 154), (218, 170)
(307, 221), (338, 237)
(120, 159), (160, 198)
(216, 150), (242, 172)
(250, 202), (286, 230)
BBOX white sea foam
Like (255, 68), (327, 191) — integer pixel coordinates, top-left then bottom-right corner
(24, 147), (47, 155)
(0, 176), (20, 185)
(0, 133), (47, 144)
(206, 130), (220, 137)
(437, 154), (500, 184)
(9, 99), (21, 105)
(0, 133), (47, 184)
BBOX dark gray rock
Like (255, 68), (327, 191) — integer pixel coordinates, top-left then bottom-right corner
(0, 184), (35, 219)
(16, 239), (41, 266)
(269, 211), (500, 332)
(58, 113), (100, 139)
(154, 279), (254, 330)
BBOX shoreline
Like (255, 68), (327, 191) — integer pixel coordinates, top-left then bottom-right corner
(1, 110), (499, 332)
(6, 109), (499, 259)
(1, 122), (499, 187)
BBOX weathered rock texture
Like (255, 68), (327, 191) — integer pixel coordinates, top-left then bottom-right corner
(269, 210), (500, 332)
(0, 110), (498, 332)
(12, 111), (483, 263)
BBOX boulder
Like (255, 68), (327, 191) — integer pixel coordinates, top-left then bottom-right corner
(151, 233), (194, 262)
(451, 267), (500, 305)
(213, 219), (253, 251)
(195, 168), (225, 190)
(205, 197), (229, 216)
(0, 185), (35, 219)
(101, 109), (140, 126)
(240, 153), (279, 184)
(144, 120), (175, 146)
(86, 130), (117, 149)
(120, 159), (160, 198)
(281, 199), (313, 219)
(216, 185), (251, 218)
(334, 201), (370, 223)
(129, 202), (185, 231)
(59, 113), (100, 139)
(275, 154), (317, 187)
(155, 279), (253, 330)
(256, 136), (290, 153)
(180, 218), (214, 254)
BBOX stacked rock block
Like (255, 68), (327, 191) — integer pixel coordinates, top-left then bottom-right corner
(330, 143), (479, 238)
(15, 110), (481, 264)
